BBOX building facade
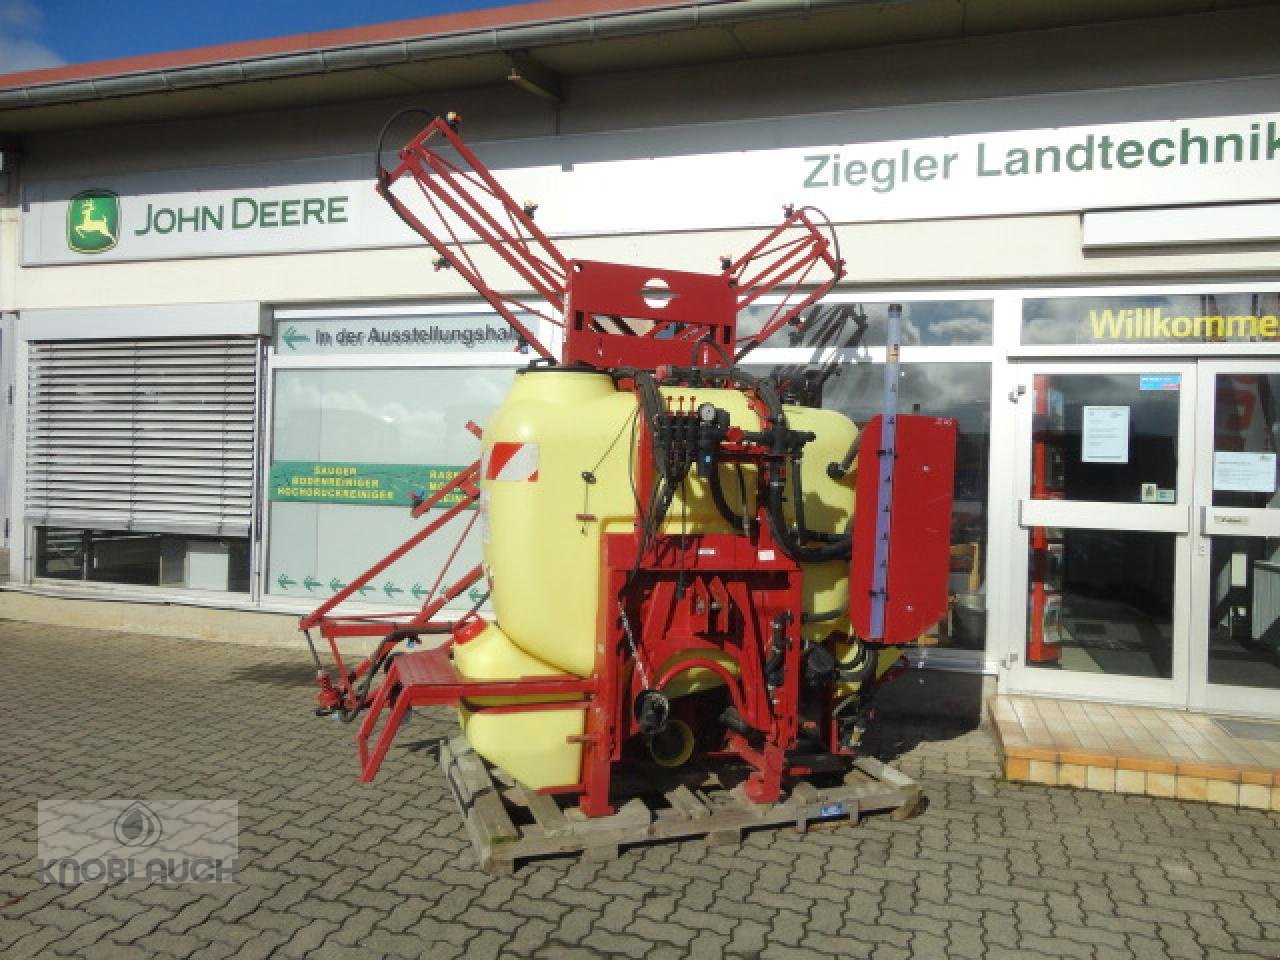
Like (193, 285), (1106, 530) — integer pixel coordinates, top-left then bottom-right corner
(1, 0), (1278, 717)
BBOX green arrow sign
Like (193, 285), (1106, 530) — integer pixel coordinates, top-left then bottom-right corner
(329, 578), (347, 592)
(282, 325), (309, 350)
(277, 573), (297, 589)
(468, 588), (484, 603)
(410, 583), (428, 600)
(357, 583), (374, 595)
(303, 576), (322, 591)
(383, 582), (404, 598)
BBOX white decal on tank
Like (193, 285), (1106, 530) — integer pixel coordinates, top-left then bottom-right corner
(485, 442), (540, 482)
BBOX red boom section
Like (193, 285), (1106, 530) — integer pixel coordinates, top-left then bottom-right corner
(303, 423), (488, 720)
(375, 114), (845, 368)
(376, 115), (566, 361)
(726, 206), (846, 360)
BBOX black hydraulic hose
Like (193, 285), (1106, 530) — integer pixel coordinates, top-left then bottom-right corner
(802, 608), (844, 624)
(828, 430), (863, 481)
(708, 460), (751, 534)
(673, 361), (851, 563)
(763, 612), (791, 688)
(383, 624), (456, 646)
(340, 622), (458, 722)
(790, 453), (811, 542)
(803, 529), (848, 544)
(625, 361), (849, 562)
(630, 370), (665, 453)
(775, 398), (852, 551)
(837, 639), (878, 687)
(774, 432), (851, 560)
(691, 332), (734, 368)
(764, 464), (851, 564)
(374, 107), (440, 222)
(755, 376), (784, 425)
(377, 108), (437, 175)
(628, 368), (680, 491)
(340, 585), (492, 722)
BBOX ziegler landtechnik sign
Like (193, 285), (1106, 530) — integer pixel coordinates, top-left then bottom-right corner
(23, 109), (1280, 266)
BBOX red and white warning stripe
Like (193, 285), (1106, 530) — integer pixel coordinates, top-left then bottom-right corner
(483, 441), (540, 482)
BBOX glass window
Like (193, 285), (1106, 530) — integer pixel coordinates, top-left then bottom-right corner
(1207, 536), (1280, 690)
(266, 366), (515, 605)
(741, 300), (993, 349)
(1029, 372), (1181, 504)
(1211, 373), (1280, 509)
(1023, 292), (1280, 346)
(1026, 528), (1175, 678)
(35, 528), (250, 592)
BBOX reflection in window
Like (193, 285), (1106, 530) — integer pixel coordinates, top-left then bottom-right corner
(36, 528), (250, 592)
(1212, 373), (1280, 510)
(1027, 528), (1174, 679)
(741, 300), (993, 349)
(1030, 373), (1180, 504)
(1023, 292), (1280, 346)
(1208, 537), (1280, 690)
(268, 367), (515, 605)
(748, 360), (991, 650)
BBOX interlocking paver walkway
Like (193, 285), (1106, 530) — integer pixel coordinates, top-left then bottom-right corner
(1, 618), (1278, 959)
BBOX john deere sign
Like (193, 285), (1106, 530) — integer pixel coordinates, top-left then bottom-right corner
(66, 190), (120, 254)
(26, 152), (376, 265)
(63, 187), (350, 258)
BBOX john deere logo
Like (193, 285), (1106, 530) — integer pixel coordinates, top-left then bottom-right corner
(67, 190), (120, 254)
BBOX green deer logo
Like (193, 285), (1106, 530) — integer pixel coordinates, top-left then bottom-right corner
(67, 191), (121, 254)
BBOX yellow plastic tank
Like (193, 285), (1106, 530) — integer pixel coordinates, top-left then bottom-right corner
(480, 368), (858, 680)
(480, 369), (635, 678)
(452, 619), (585, 789)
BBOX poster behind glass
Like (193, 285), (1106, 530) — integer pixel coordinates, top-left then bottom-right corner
(267, 367), (515, 608)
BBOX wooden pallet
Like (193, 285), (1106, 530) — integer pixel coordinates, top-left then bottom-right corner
(439, 737), (923, 873)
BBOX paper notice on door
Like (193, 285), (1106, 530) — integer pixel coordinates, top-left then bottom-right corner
(1213, 451), (1277, 493)
(1082, 405), (1130, 463)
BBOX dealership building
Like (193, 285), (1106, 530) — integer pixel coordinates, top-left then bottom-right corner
(1, 0), (1279, 722)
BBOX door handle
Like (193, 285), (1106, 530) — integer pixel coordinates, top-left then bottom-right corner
(1201, 506), (1253, 534)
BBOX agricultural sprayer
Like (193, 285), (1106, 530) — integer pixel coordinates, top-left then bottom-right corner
(302, 111), (956, 822)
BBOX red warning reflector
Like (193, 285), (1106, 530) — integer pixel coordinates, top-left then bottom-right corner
(452, 615), (488, 646)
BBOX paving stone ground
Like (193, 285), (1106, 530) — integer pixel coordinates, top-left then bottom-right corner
(2, 618), (1279, 960)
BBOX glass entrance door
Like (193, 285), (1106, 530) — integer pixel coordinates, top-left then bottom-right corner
(1191, 361), (1280, 717)
(1006, 363), (1196, 705)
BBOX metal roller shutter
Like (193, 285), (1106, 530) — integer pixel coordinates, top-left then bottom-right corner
(26, 337), (262, 537)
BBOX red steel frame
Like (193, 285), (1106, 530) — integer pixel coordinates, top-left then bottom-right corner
(304, 423), (489, 717)
(586, 528), (808, 813)
(375, 114), (844, 366)
(307, 112), (862, 813)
